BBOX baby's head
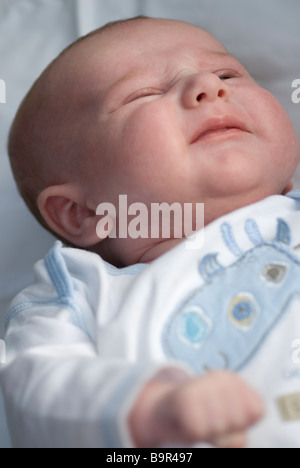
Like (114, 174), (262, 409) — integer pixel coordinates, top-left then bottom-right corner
(9, 17), (300, 266)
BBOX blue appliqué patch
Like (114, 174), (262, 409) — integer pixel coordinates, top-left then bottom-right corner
(163, 219), (300, 374)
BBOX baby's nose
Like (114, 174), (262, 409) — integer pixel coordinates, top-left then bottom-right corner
(182, 73), (230, 108)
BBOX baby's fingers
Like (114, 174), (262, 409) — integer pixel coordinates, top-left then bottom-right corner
(225, 376), (265, 430)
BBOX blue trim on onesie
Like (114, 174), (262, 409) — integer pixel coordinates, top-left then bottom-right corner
(5, 298), (64, 331)
(44, 242), (89, 335)
(44, 241), (74, 299)
(6, 242), (90, 337)
(104, 261), (148, 277)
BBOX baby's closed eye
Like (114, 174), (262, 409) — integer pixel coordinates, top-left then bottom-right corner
(124, 87), (164, 104)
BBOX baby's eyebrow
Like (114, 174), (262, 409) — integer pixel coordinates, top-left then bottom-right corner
(208, 50), (245, 68)
(209, 50), (236, 59)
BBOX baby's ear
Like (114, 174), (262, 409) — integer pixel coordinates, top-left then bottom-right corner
(38, 184), (105, 247)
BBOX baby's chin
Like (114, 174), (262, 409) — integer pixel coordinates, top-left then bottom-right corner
(204, 148), (293, 204)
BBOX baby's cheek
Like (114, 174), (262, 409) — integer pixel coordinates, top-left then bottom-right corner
(255, 87), (298, 152)
(122, 103), (181, 167)
(258, 88), (290, 131)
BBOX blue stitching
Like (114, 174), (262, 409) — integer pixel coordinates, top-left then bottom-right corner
(220, 222), (243, 257)
(275, 218), (291, 245)
(6, 297), (90, 339)
(45, 243), (90, 336)
(44, 242), (73, 298)
(199, 253), (224, 281)
(244, 219), (264, 246)
(5, 299), (63, 331)
(104, 262), (148, 277)
(6, 242), (91, 338)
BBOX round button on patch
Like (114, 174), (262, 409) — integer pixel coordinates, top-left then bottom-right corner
(228, 293), (258, 329)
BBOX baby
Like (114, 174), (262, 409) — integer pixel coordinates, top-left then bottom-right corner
(2, 16), (300, 448)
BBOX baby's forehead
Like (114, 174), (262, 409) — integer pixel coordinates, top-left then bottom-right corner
(90, 18), (227, 58)
(65, 19), (230, 94)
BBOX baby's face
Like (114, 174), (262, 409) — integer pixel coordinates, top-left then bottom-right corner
(65, 19), (299, 263)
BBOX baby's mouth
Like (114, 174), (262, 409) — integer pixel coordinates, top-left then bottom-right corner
(191, 117), (250, 144)
(198, 126), (242, 140)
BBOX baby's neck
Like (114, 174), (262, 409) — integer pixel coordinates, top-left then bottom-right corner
(138, 238), (184, 264)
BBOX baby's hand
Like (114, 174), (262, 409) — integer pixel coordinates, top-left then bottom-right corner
(129, 371), (264, 448)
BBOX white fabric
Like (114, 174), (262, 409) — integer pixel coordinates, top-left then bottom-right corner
(2, 193), (300, 447)
(1, 242), (190, 448)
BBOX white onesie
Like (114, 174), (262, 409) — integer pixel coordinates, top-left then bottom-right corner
(2, 192), (300, 448)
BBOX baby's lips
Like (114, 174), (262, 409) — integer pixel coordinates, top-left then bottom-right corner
(190, 115), (251, 144)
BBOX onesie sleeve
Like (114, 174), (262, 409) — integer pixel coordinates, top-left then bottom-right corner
(0, 242), (190, 448)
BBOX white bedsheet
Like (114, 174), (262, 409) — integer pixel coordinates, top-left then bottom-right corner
(1, 0), (300, 448)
